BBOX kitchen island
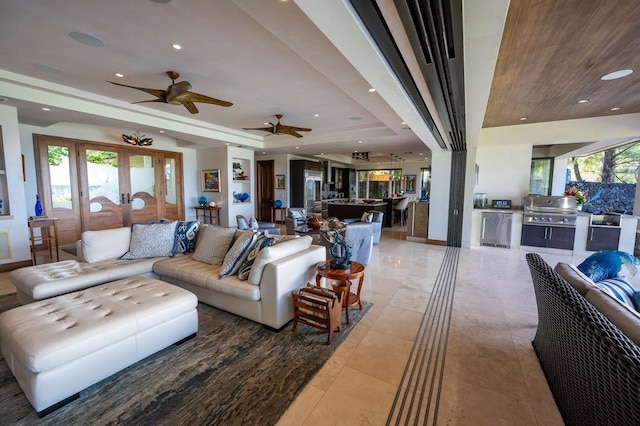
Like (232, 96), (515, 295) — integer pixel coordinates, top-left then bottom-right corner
(326, 200), (387, 222)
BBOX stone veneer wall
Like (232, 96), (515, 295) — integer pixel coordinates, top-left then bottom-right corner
(565, 182), (636, 214)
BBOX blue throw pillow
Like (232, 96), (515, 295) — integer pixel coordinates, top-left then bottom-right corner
(173, 220), (201, 254)
(596, 277), (637, 309)
(237, 235), (277, 280)
(577, 251), (640, 283)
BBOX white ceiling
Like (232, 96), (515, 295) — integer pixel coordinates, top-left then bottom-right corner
(0, 0), (447, 166)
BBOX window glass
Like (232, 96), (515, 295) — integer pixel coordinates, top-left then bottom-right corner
(529, 158), (553, 195)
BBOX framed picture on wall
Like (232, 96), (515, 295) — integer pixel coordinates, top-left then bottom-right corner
(275, 174), (285, 189)
(404, 174), (417, 193)
(202, 169), (221, 192)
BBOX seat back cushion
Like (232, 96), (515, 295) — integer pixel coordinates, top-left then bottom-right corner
(247, 235), (312, 285)
(585, 287), (640, 345)
(554, 263), (596, 296)
(192, 226), (237, 265)
(82, 227), (132, 263)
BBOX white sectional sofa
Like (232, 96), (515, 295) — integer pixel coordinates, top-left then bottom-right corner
(10, 222), (325, 329)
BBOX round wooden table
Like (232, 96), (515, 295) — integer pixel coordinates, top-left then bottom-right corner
(315, 261), (365, 324)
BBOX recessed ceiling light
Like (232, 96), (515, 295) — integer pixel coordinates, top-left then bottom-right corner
(419, 152), (423, 156)
(225, 143), (230, 146)
(32, 63), (63, 74)
(601, 69), (633, 80)
(295, 146), (299, 149)
(69, 32), (104, 47)
(320, 152), (324, 155)
(358, 140), (362, 144)
(262, 151), (266, 154)
(577, 99), (589, 104)
(610, 107), (621, 111)
(520, 117), (528, 121)
(159, 130), (165, 133)
(42, 107), (51, 111)
(314, 114), (319, 117)
(172, 44), (182, 50)
(354, 150), (359, 153)
(115, 73), (124, 78)
(401, 121), (406, 125)
(368, 88), (376, 92)
(264, 122), (269, 125)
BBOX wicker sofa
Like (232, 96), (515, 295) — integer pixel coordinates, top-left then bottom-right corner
(525, 253), (640, 425)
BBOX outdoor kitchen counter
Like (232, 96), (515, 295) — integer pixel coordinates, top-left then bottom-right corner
(471, 210), (637, 255)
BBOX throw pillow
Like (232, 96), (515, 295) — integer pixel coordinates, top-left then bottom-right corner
(596, 277), (637, 310)
(219, 230), (257, 278)
(121, 221), (178, 259)
(577, 250), (640, 282)
(289, 209), (305, 220)
(247, 235), (313, 285)
(249, 217), (259, 231)
(632, 291), (640, 312)
(237, 235), (277, 281)
(192, 226), (237, 265)
(173, 220), (202, 254)
(361, 212), (373, 222)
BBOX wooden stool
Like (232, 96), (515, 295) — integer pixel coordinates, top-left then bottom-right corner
(291, 284), (342, 344)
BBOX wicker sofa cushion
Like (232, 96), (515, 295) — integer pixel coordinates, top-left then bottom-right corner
(585, 287), (640, 345)
(555, 263), (596, 296)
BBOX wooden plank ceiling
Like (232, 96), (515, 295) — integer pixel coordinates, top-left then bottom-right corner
(483, 0), (640, 128)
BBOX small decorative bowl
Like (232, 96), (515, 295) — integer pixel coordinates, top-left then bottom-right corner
(234, 192), (250, 202)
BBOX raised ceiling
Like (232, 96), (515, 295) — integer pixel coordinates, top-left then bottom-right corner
(484, 0), (640, 128)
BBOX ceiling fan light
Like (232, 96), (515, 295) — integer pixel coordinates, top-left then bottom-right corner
(601, 69), (633, 80)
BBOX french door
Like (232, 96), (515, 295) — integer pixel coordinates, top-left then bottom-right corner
(35, 135), (183, 246)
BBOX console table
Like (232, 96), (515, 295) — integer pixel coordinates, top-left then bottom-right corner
(28, 217), (59, 265)
(315, 261), (365, 324)
(194, 206), (221, 225)
(271, 206), (287, 224)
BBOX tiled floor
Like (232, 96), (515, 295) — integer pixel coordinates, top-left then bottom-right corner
(0, 228), (606, 424)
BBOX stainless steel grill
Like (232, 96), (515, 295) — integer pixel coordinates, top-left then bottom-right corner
(523, 196), (578, 227)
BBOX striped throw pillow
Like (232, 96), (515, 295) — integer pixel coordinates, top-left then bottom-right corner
(596, 277), (637, 310)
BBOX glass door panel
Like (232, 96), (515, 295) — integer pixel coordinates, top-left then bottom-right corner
(163, 156), (180, 220)
(82, 147), (125, 230)
(128, 153), (158, 224)
(48, 146), (72, 210)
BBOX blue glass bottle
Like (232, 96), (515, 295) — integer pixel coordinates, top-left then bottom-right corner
(35, 194), (43, 217)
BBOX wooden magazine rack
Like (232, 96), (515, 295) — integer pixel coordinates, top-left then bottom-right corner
(292, 284), (343, 344)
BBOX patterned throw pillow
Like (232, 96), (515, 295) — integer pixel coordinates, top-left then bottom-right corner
(361, 212), (373, 222)
(192, 226), (237, 265)
(219, 231), (257, 278)
(173, 220), (201, 254)
(249, 217), (259, 231)
(120, 221), (178, 259)
(596, 277), (637, 309)
(237, 235), (277, 280)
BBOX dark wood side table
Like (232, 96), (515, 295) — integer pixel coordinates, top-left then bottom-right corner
(271, 206), (287, 224)
(194, 206), (221, 225)
(315, 261), (365, 324)
(28, 217), (59, 265)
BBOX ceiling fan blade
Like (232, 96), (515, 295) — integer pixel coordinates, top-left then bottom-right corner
(108, 81), (166, 101)
(243, 126), (275, 133)
(280, 128), (305, 138)
(282, 125), (312, 132)
(165, 80), (192, 103)
(182, 101), (199, 114)
(176, 91), (233, 107)
(122, 134), (137, 145)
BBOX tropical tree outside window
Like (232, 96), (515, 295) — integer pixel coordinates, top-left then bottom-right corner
(568, 140), (639, 183)
(356, 169), (403, 198)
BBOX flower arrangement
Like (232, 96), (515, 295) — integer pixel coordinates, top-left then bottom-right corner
(565, 186), (588, 205)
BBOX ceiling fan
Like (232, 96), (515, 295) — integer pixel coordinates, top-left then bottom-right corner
(108, 71), (233, 114)
(243, 114), (311, 138)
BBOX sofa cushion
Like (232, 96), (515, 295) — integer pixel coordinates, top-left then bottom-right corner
(585, 287), (640, 345)
(219, 230), (257, 278)
(173, 220), (201, 254)
(81, 227), (131, 263)
(577, 250), (640, 283)
(596, 276), (637, 310)
(121, 221), (178, 259)
(192, 226), (236, 265)
(238, 235), (278, 281)
(247, 235), (313, 285)
(554, 263), (596, 296)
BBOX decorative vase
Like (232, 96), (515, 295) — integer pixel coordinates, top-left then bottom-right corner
(198, 196), (208, 207)
(35, 194), (43, 217)
(577, 204), (583, 211)
(274, 199), (283, 208)
(208, 201), (217, 208)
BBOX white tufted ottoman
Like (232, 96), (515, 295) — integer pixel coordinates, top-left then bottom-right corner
(0, 276), (198, 416)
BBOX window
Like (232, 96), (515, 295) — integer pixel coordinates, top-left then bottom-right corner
(529, 158), (553, 195)
(356, 169), (402, 198)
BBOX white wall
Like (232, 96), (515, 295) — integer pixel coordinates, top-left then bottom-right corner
(474, 144), (532, 205)
(0, 105), (30, 264)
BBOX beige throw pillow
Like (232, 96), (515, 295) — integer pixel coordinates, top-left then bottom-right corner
(192, 226), (237, 265)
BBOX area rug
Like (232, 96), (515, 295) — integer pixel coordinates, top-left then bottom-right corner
(0, 292), (371, 425)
